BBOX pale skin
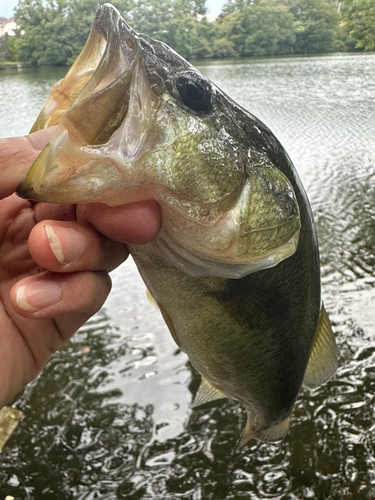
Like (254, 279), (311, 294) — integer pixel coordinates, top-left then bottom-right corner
(0, 128), (161, 408)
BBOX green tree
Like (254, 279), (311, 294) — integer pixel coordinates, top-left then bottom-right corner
(191, 16), (217, 57)
(154, 14), (214, 59)
(341, 0), (375, 51)
(173, 0), (206, 16)
(228, 4), (296, 56)
(7, 36), (23, 61)
(291, 0), (344, 53)
(212, 36), (238, 57)
(130, 0), (174, 37)
(131, 0), (206, 37)
(131, 0), (212, 59)
(0, 36), (12, 61)
(15, 0), (74, 66)
(14, 0), (133, 66)
(220, 0), (250, 16)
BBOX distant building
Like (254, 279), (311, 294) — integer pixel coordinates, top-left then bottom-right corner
(0, 18), (17, 38)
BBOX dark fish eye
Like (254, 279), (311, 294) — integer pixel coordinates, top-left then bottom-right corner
(176, 72), (212, 112)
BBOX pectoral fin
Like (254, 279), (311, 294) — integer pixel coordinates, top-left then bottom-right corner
(157, 303), (182, 350)
(146, 289), (159, 309)
(303, 304), (338, 389)
(192, 377), (227, 408)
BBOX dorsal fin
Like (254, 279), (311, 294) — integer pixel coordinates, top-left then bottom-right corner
(303, 304), (338, 389)
(192, 377), (227, 408)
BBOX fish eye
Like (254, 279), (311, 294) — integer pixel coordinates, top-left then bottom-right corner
(176, 72), (212, 112)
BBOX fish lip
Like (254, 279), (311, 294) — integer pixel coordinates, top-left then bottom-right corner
(93, 3), (120, 40)
(16, 184), (35, 200)
(94, 3), (135, 43)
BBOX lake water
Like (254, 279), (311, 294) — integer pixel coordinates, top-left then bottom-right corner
(1, 52), (375, 499)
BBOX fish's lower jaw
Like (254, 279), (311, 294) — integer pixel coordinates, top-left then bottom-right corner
(237, 413), (292, 450)
(17, 155), (157, 205)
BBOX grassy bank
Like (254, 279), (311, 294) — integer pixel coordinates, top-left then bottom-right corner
(0, 60), (34, 70)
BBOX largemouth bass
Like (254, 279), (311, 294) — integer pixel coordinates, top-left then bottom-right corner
(17, 3), (337, 446)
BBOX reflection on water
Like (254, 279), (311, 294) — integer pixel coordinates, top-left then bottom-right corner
(1, 53), (375, 499)
(0, 67), (68, 138)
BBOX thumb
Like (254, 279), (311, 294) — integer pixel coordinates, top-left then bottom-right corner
(0, 127), (57, 200)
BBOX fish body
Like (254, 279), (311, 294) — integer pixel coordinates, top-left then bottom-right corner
(17, 4), (337, 445)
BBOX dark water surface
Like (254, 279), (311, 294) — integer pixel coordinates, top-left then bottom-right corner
(1, 53), (375, 499)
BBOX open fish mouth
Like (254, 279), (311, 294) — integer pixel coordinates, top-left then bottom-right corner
(18, 4), (155, 205)
(32, 3), (142, 141)
(17, 3), (301, 279)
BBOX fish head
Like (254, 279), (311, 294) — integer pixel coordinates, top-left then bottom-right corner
(18, 3), (301, 278)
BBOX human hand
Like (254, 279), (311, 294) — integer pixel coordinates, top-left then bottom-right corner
(0, 129), (161, 407)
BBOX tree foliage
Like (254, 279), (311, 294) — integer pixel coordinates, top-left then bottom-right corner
(0, 37), (12, 61)
(291, 0), (343, 53)
(341, 0), (375, 51)
(14, 0), (133, 66)
(8, 0), (373, 65)
(225, 4), (296, 56)
(129, 0), (209, 58)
